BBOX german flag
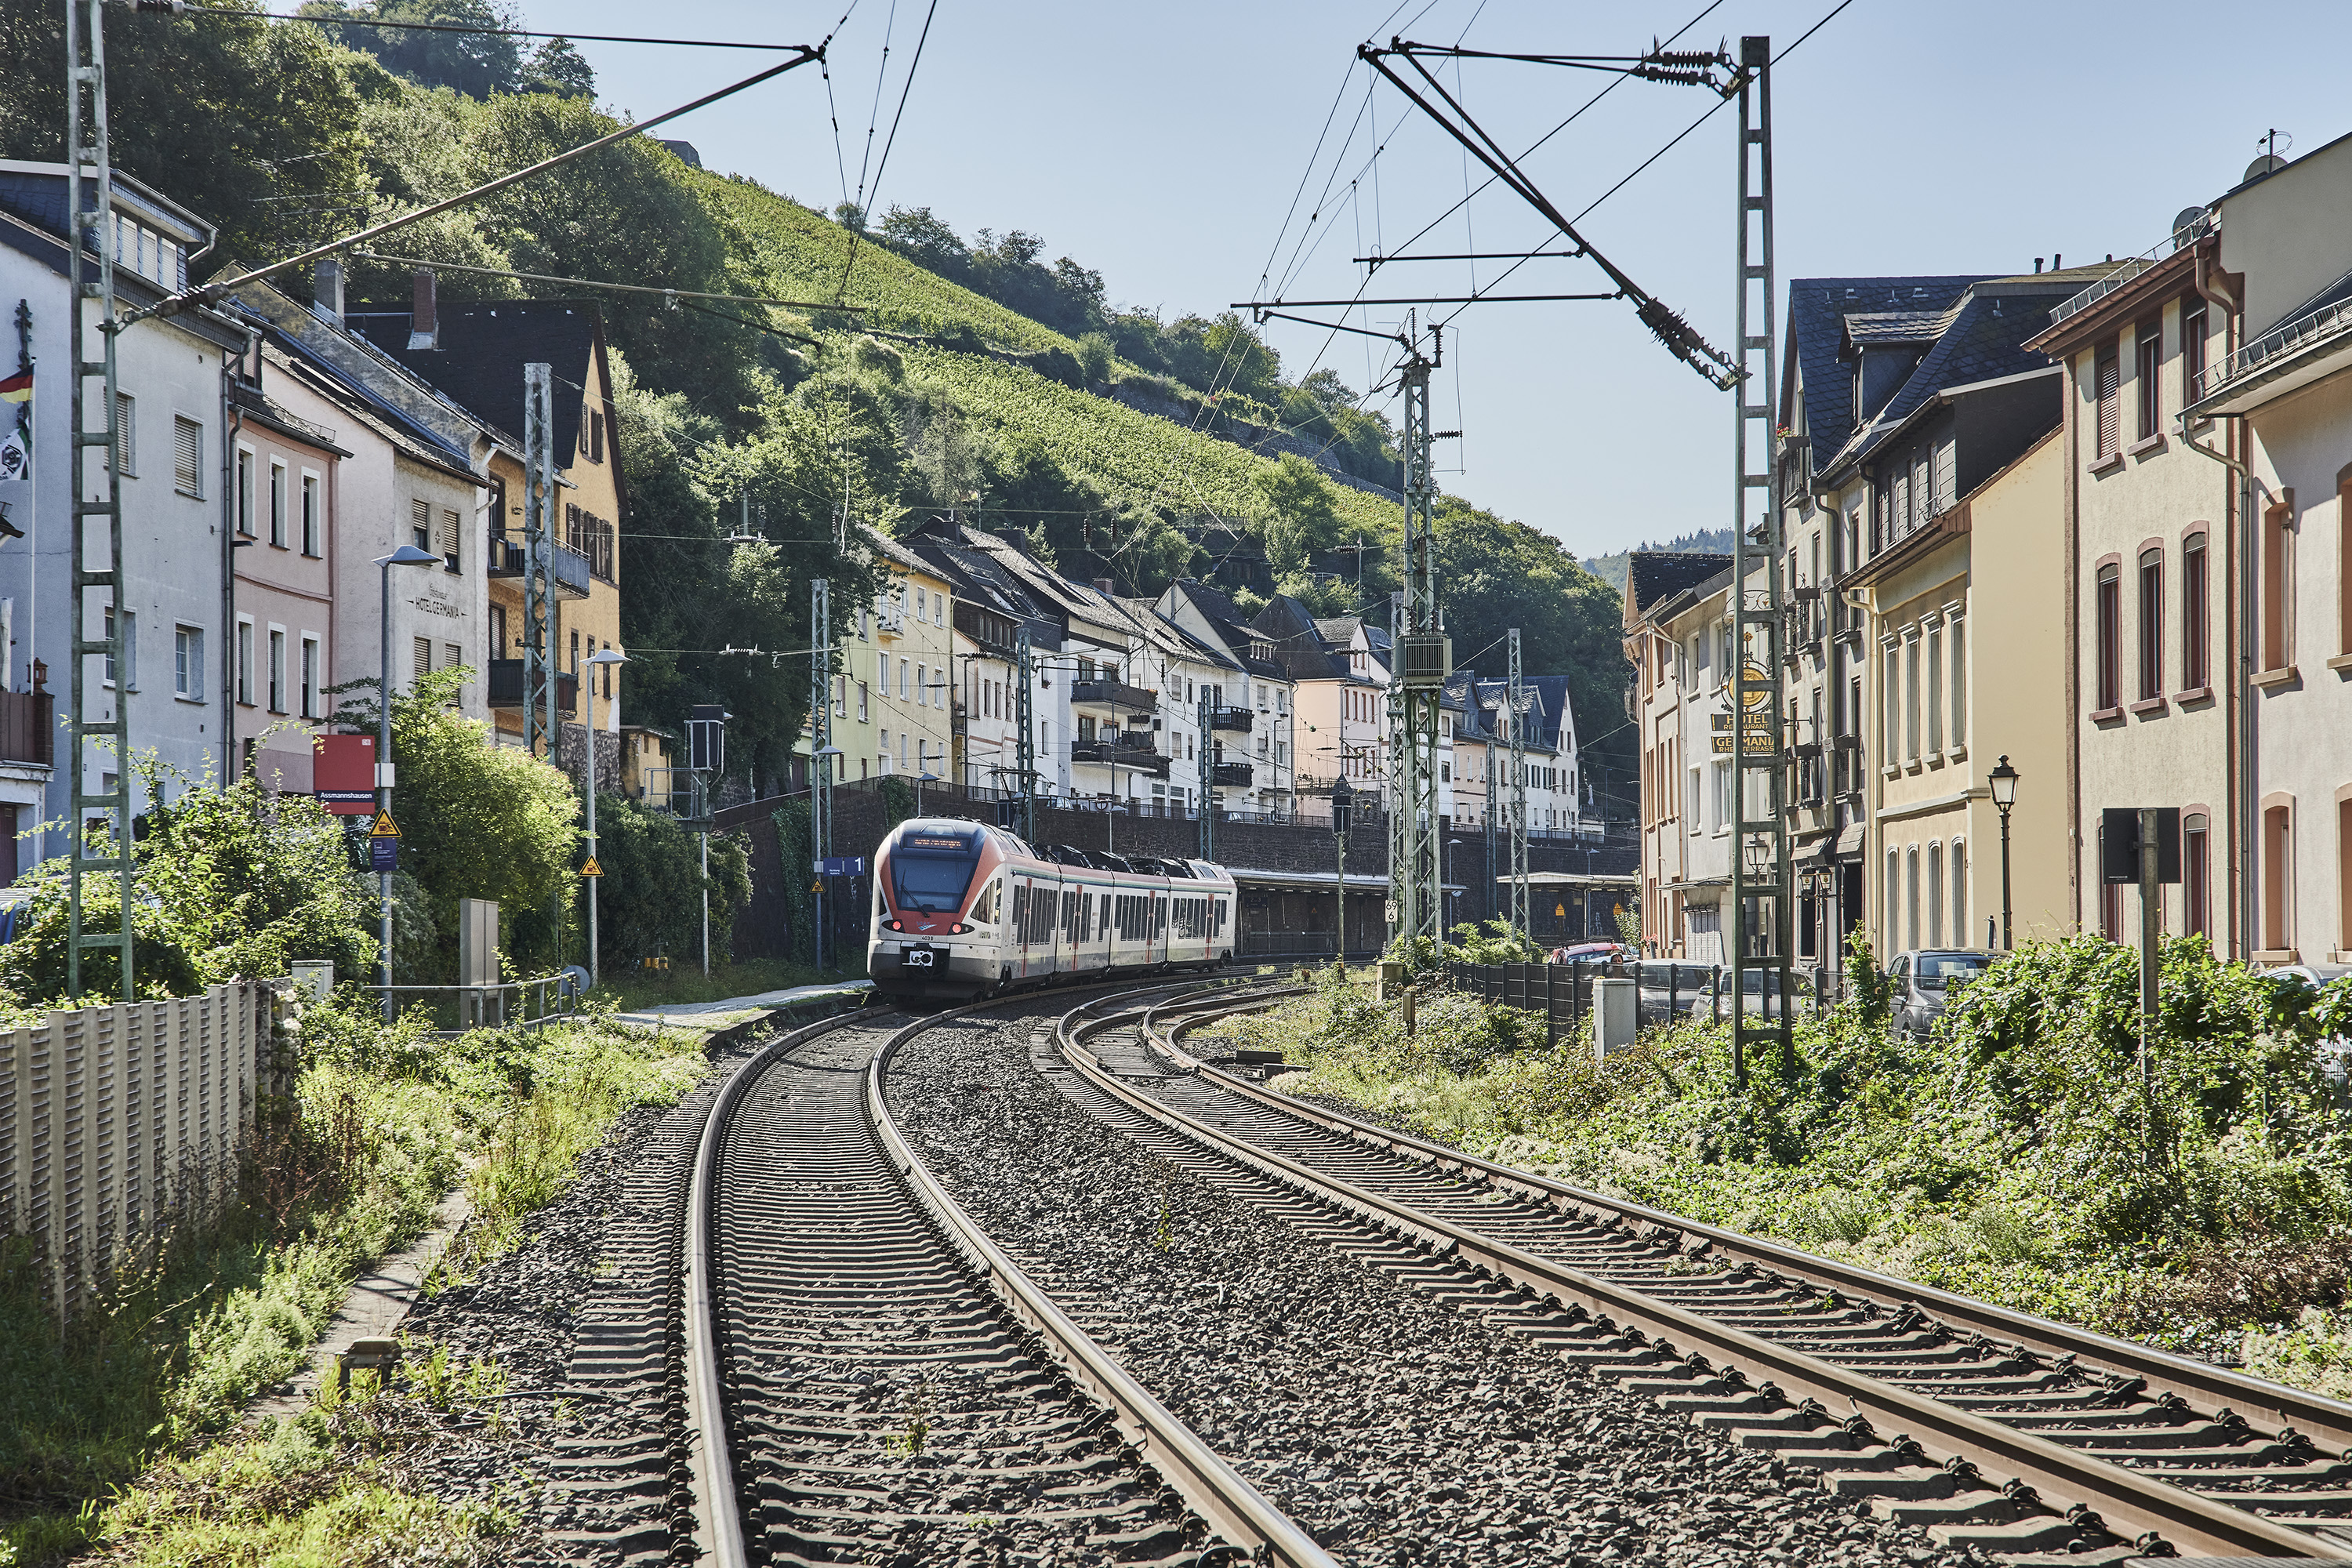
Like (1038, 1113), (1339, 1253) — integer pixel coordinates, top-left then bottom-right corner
(0, 370), (28, 404)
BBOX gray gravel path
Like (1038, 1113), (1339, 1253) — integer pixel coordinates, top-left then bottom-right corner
(889, 1014), (1979, 1568)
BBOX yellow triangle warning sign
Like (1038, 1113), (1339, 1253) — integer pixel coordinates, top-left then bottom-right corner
(368, 811), (401, 838)
(581, 857), (603, 877)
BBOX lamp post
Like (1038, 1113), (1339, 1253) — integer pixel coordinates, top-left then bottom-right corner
(581, 648), (628, 988)
(1331, 775), (1355, 964)
(375, 545), (441, 1022)
(916, 768), (938, 818)
(1988, 754), (2020, 951)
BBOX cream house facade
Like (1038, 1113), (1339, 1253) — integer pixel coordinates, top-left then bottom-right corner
(2190, 131), (2352, 963)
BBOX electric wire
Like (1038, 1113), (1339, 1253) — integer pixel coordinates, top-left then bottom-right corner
(348, 250), (864, 313)
(183, 5), (815, 49)
(834, 0), (941, 305)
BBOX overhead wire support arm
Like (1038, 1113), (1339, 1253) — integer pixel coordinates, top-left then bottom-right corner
(1356, 38), (1741, 390)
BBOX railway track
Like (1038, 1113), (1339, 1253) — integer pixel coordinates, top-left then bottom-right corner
(679, 984), (1333, 1568)
(1037, 985), (2352, 1565)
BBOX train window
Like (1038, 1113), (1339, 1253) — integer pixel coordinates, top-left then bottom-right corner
(1011, 884), (1028, 944)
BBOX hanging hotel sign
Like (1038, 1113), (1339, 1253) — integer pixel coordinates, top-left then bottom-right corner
(1710, 705), (1779, 756)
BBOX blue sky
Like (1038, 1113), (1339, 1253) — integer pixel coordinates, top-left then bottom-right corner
(544, 0), (2350, 561)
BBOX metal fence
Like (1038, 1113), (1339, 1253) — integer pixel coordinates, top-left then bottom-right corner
(1443, 961), (1598, 1047)
(364, 973), (583, 1035)
(0, 981), (268, 1312)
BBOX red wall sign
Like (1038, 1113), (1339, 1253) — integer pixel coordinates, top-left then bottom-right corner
(313, 733), (377, 815)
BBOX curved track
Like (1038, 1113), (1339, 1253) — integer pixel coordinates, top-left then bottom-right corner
(1041, 986), (2352, 1564)
(683, 985), (1334, 1568)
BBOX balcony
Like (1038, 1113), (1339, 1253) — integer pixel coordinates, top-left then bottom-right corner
(1208, 705), (1254, 733)
(1069, 678), (1156, 716)
(486, 660), (578, 715)
(482, 536), (592, 600)
(0, 689), (53, 768)
(1210, 760), (1254, 788)
(1071, 732), (1169, 779)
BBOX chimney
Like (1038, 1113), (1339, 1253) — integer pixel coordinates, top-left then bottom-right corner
(407, 267), (438, 350)
(312, 257), (343, 323)
(1094, 577), (1115, 596)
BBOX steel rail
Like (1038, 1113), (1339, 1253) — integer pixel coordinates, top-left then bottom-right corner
(868, 985), (1338, 1568)
(1056, 999), (2336, 1560)
(1146, 992), (2352, 1455)
(683, 1004), (882, 1566)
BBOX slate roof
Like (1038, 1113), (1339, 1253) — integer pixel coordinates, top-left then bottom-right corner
(1817, 275), (2094, 482)
(1624, 551), (1732, 623)
(1160, 579), (1283, 677)
(1784, 277), (1985, 461)
(898, 521), (1062, 647)
(346, 300), (602, 458)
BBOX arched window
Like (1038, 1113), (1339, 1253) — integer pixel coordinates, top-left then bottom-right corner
(1951, 839), (1968, 949)
(2096, 562), (2122, 711)
(2138, 546), (2165, 701)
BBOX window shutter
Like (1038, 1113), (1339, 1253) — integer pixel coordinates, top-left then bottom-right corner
(440, 508), (459, 559)
(114, 392), (134, 474)
(2096, 351), (2121, 456)
(412, 497), (431, 546)
(174, 417), (201, 494)
(414, 637), (432, 683)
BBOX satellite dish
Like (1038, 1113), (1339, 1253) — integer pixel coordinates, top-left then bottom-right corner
(2245, 154), (2289, 182)
(2172, 206), (2212, 246)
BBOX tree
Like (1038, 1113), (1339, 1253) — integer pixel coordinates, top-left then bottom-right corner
(457, 93), (756, 416)
(520, 35), (594, 99)
(303, 0), (523, 98)
(593, 794), (748, 971)
(876, 204), (969, 280)
(1074, 331), (1114, 387)
(0, 0), (379, 268)
(1255, 453), (1341, 577)
(1432, 497), (1632, 793)
(332, 668), (581, 974)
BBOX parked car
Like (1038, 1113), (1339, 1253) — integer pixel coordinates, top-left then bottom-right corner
(1709, 964), (1817, 1020)
(1889, 949), (1996, 1038)
(2261, 962), (2352, 1084)
(1635, 960), (1719, 1024)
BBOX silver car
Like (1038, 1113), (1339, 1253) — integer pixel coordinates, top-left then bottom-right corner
(1889, 949), (1996, 1038)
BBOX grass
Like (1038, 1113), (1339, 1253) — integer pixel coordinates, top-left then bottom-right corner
(1202, 964), (2352, 1396)
(0, 1000), (713, 1566)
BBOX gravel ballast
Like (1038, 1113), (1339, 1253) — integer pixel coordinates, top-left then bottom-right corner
(888, 1013), (1980, 1568)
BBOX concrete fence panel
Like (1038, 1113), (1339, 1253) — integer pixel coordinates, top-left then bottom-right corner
(0, 982), (264, 1313)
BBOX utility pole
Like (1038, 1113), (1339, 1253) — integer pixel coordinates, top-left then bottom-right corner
(810, 575), (830, 971)
(1387, 314), (1447, 953)
(65, 0), (133, 1000)
(1014, 622), (1036, 843)
(1727, 36), (1787, 1088)
(1196, 688), (1215, 861)
(1507, 628), (1530, 938)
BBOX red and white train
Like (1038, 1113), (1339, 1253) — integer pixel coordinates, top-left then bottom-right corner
(868, 817), (1237, 1001)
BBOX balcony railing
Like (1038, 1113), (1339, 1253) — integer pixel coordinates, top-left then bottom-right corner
(1210, 760), (1254, 787)
(1208, 705), (1254, 732)
(486, 660), (578, 715)
(0, 689), (53, 767)
(1071, 737), (1170, 779)
(1069, 678), (1156, 714)
(484, 536), (592, 599)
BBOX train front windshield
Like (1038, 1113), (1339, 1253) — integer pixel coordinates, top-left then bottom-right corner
(891, 838), (980, 914)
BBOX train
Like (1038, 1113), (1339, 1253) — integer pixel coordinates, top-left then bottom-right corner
(868, 817), (1238, 1001)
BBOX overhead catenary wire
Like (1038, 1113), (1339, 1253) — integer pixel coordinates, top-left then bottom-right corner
(133, 45), (830, 325)
(349, 250), (866, 314)
(834, 0), (939, 305)
(183, 5), (818, 49)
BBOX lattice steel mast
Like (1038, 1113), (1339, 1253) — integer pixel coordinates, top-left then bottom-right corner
(522, 363), (557, 760)
(1385, 317), (1447, 953)
(1727, 36), (1788, 1086)
(65, 0), (132, 1000)
(1014, 622), (1036, 843)
(1196, 688), (1214, 862)
(809, 575), (830, 967)
(1507, 627), (1530, 936)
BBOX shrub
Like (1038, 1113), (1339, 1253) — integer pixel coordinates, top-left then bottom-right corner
(1074, 331), (1113, 386)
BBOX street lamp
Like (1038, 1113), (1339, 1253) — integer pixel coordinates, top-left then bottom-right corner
(1988, 754), (2020, 951)
(375, 544), (441, 1022)
(1331, 774), (1355, 964)
(581, 648), (628, 988)
(916, 768), (938, 817)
